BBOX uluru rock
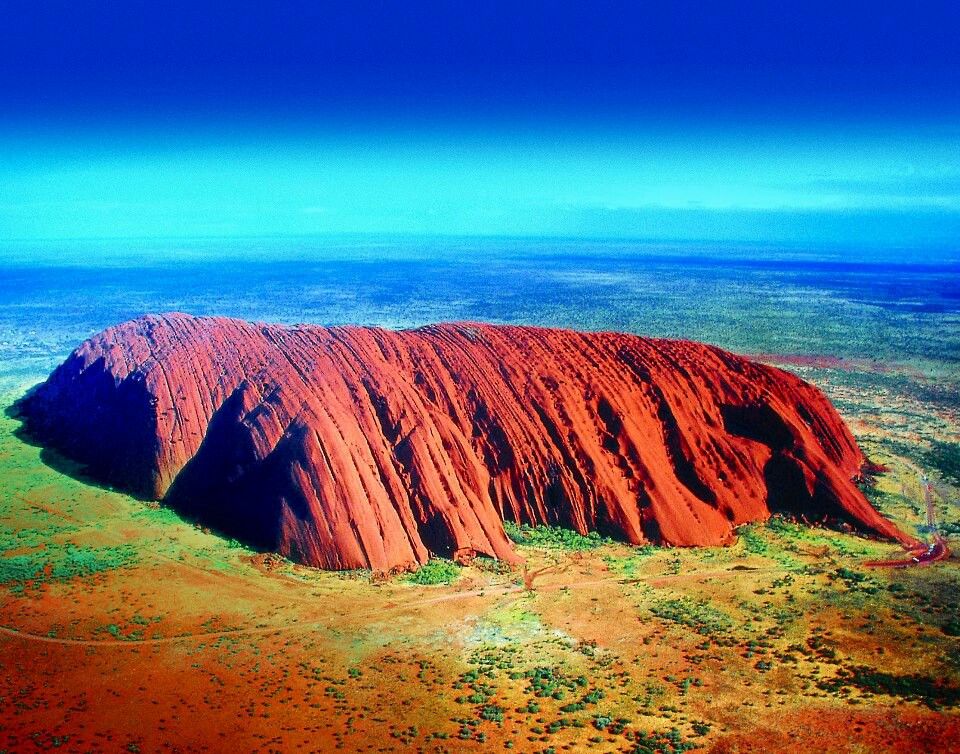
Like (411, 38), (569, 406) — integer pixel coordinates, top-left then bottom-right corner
(19, 313), (913, 571)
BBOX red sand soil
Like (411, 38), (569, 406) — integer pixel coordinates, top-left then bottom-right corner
(753, 352), (931, 380)
(706, 706), (960, 753)
(20, 314), (914, 572)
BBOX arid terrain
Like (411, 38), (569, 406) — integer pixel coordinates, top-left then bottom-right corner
(1, 348), (958, 753)
(1, 244), (958, 752)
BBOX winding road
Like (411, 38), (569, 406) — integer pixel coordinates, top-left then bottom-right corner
(866, 472), (952, 568)
(865, 534), (950, 569)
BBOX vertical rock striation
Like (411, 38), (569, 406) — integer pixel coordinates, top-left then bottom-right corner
(20, 313), (913, 571)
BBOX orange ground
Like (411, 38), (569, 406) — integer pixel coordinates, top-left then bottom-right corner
(2, 361), (959, 753)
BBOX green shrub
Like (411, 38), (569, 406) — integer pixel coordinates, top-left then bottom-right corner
(737, 524), (769, 555)
(0, 544), (136, 587)
(405, 558), (461, 585)
(480, 704), (504, 722)
(632, 728), (698, 754)
(924, 441), (960, 486)
(650, 597), (733, 638)
(592, 715), (612, 731)
(817, 666), (960, 708)
(503, 521), (611, 550)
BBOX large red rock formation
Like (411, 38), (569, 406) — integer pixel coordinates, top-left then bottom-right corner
(20, 313), (913, 571)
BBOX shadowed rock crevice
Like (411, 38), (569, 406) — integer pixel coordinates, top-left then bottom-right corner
(720, 403), (795, 452)
(163, 384), (291, 552)
(18, 354), (160, 498)
(763, 455), (852, 524)
(17, 313), (915, 571)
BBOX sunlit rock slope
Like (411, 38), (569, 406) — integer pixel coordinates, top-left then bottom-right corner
(20, 313), (913, 571)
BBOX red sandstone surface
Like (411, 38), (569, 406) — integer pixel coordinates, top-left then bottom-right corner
(20, 313), (913, 571)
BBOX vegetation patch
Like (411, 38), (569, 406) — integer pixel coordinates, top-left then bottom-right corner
(924, 441), (960, 486)
(0, 543), (137, 589)
(817, 666), (960, 709)
(631, 728), (700, 753)
(603, 547), (655, 577)
(504, 521), (612, 550)
(404, 558), (462, 585)
(829, 566), (880, 594)
(649, 597), (733, 638)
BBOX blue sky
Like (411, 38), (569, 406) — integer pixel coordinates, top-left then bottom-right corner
(1, 1), (959, 247)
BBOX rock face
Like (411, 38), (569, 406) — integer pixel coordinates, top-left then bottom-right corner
(20, 313), (912, 571)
